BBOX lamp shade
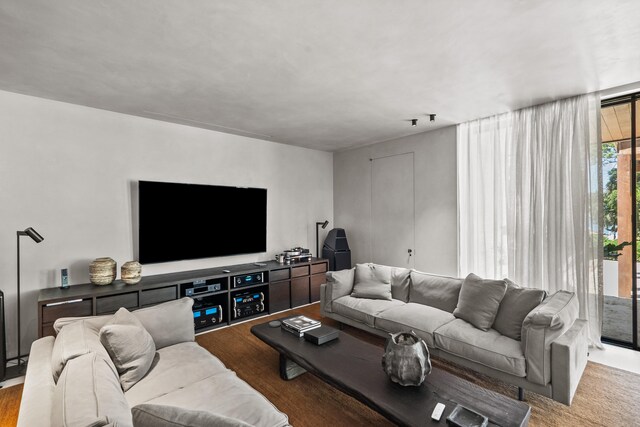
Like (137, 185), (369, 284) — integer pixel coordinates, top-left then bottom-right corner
(23, 227), (44, 243)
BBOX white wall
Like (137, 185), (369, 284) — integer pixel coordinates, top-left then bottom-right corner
(333, 126), (457, 275)
(0, 90), (333, 359)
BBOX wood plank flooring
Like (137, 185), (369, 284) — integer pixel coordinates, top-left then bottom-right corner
(1, 302), (639, 426)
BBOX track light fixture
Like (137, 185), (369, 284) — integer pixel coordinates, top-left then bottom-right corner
(429, 114), (436, 122)
(411, 119), (418, 127)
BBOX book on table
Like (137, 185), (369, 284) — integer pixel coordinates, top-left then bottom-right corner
(281, 315), (321, 337)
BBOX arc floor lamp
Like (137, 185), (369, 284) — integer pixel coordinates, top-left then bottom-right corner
(9, 227), (44, 379)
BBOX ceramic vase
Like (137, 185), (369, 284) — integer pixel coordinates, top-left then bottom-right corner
(89, 257), (117, 286)
(121, 261), (142, 285)
(381, 331), (431, 386)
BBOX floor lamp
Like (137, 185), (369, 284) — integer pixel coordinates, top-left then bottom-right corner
(12, 227), (44, 377)
(316, 221), (329, 259)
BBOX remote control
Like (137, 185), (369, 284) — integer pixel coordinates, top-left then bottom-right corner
(222, 269), (231, 273)
(431, 403), (445, 421)
(60, 268), (70, 289)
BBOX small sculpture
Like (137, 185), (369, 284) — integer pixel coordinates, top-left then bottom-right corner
(382, 331), (431, 386)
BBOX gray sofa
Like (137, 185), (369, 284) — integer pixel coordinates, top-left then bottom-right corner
(320, 264), (589, 405)
(18, 298), (289, 427)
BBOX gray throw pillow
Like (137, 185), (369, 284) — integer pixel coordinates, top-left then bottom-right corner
(493, 279), (546, 340)
(409, 271), (463, 313)
(351, 263), (392, 300)
(99, 308), (156, 391)
(327, 267), (356, 301)
(52, 353), (133, 427)
(131, 404), (252, 427)
(453, 273), (507, 331)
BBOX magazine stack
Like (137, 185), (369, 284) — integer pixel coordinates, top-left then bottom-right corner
(281, 315), (321, 337)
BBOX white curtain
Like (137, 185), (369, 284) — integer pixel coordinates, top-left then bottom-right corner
(457, 94), (603, 348)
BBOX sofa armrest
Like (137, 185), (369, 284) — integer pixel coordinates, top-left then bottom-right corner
(17, 337), (56, 427)
(321, 268), (355, 313)
(521, 290), (579, 385)
(551, 319), (588, 405)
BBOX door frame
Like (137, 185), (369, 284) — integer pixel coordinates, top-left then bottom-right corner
(369, 152), (416, 268)
(601, 92), (638, 350)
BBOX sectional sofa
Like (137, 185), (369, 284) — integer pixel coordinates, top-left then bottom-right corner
(17, 298), (289, 427)
(320, 263), (589, 405)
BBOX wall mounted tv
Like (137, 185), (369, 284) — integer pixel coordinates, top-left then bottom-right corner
(138, 181), (267, 264)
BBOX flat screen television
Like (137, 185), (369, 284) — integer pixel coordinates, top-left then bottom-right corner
(138, 181), (267, 264)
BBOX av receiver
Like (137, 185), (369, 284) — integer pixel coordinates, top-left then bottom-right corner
(183, 277), (224, 296)
(193, 305), (223, 330)
(232, 292), (265, 320)
(232, 272), (266, 288)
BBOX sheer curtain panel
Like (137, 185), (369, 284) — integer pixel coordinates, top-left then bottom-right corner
(457, 94), (603, 348)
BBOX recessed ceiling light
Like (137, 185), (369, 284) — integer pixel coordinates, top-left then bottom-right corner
(411, 119), (418, 127)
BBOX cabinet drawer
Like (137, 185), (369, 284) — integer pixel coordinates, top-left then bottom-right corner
(291, 276), (310, 307)
(270, 268), (290, 282)
(96, 292), (138, 314)
(42, 299), (92, 323)
(291, 266), (310, 278)
(269, 280), (291, 313)
(140, 286), (177, 307)
(311, 263), (327, 275)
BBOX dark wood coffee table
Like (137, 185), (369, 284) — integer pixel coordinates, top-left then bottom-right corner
(251, 319), (531, 427)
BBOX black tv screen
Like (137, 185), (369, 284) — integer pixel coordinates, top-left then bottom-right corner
(138, 181), (267, 264)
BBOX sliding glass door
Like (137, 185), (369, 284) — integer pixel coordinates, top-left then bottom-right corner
(601, 93), (638, 350)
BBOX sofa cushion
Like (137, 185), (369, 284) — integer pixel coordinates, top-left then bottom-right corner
(132, 298), (195, 350)
(351, 263), (392, 300)
(375, 303), (456, 347)
(453, 273), (507, 331)
(132, 404), (252, 427)
(140, 371), (289, 427)
(99, 308), (156, 391)
(125, 342), (229, 407)
(332, 295), (405, 327)
(51, 317), (117, 383)
(434, 319), (526, 377)
(52, 352), (133, 427)
(409, 271), (463, 313)
(492, 279), (546, 340)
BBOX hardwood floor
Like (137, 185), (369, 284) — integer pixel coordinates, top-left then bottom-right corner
(1, 302), (638, 426)
(0, 384), (22, 427)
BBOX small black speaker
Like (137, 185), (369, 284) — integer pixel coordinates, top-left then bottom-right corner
(0, 290), (6, 381)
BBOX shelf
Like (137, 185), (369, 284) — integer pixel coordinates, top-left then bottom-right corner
(38, 258), (329, 337)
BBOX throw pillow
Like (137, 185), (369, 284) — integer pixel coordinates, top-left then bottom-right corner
(52, 352), (133, 427)
(351, 263), (392, 300)
(99, 308), (156, 391)
(131, 404), (252, 427)
(492, 279), (547, 340)
(453, 273), (507, 331)
(409, 271), (463, 313)
(327, 267), (356, 302)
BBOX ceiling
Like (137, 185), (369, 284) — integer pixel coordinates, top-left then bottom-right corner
(601, 102), (640, 144)
(1, 1), (639, 152)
